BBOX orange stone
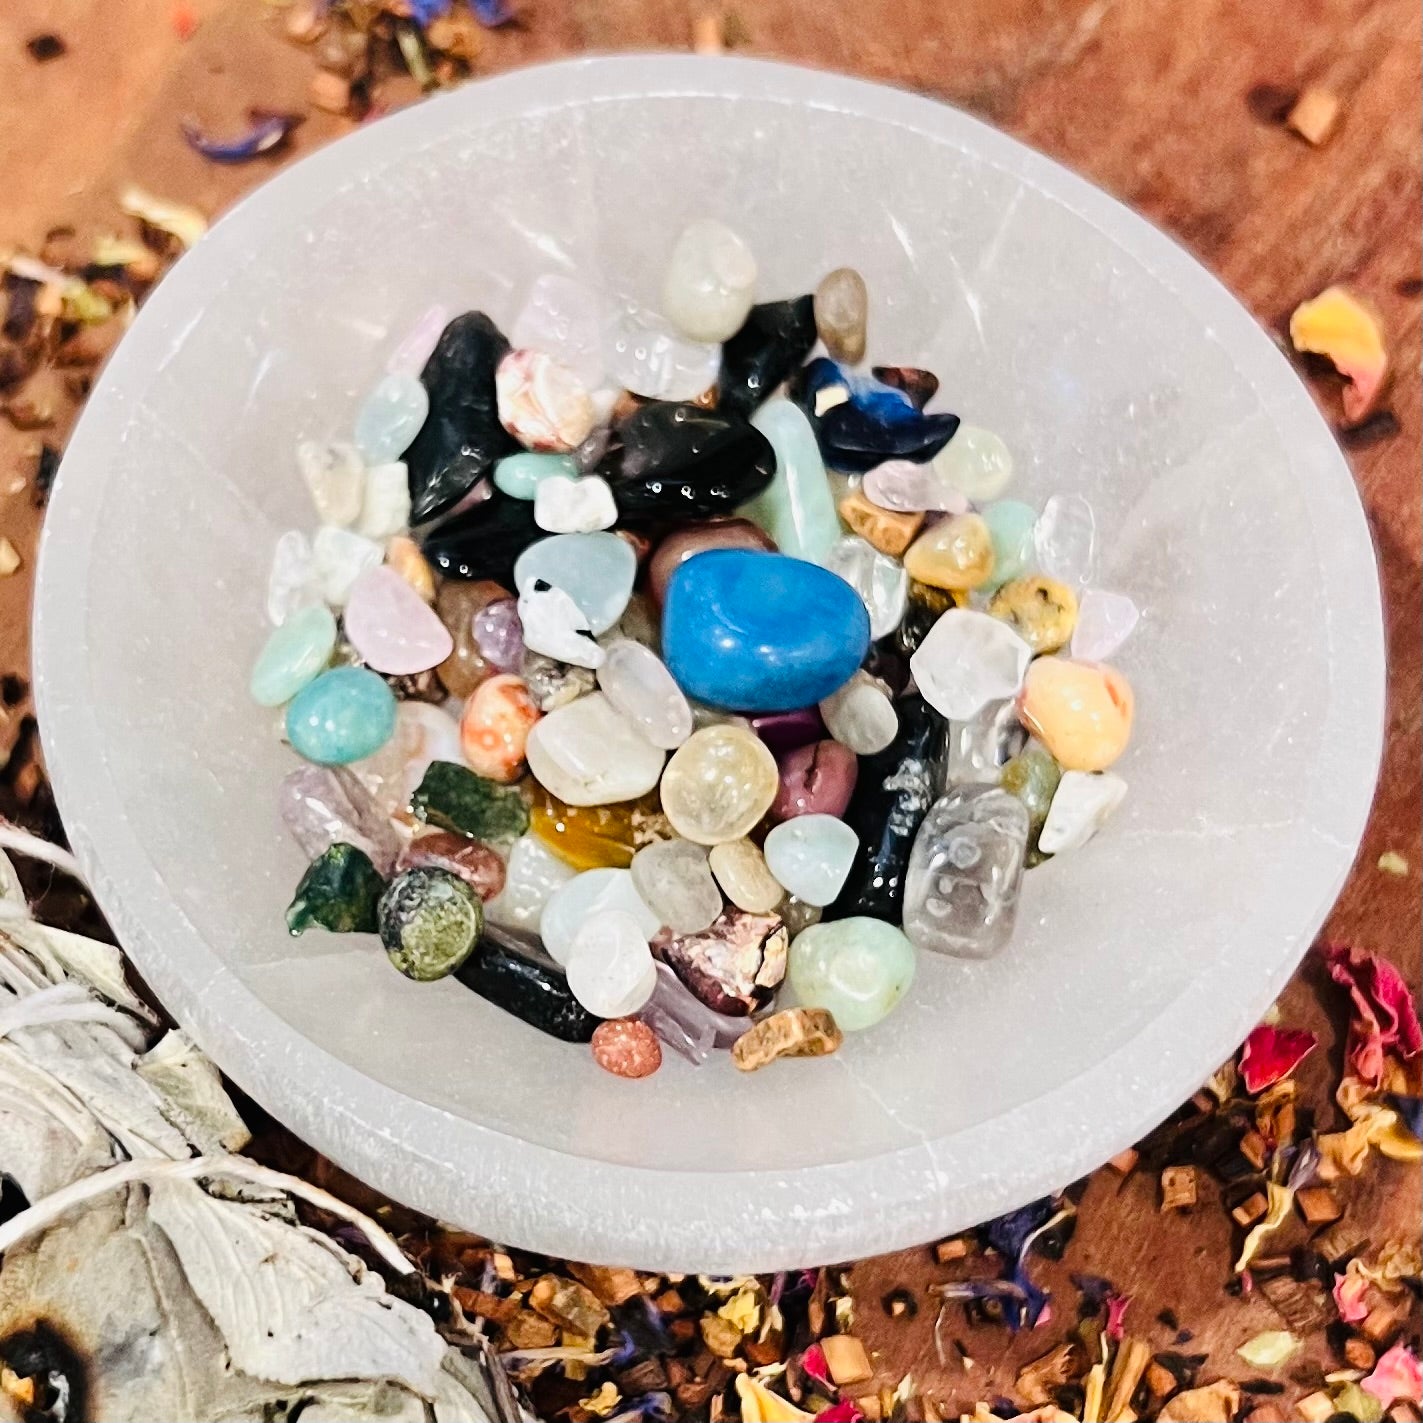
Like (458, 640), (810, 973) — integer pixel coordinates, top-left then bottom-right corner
(529, 784), (666, 870)
(459, 674), (540, 783)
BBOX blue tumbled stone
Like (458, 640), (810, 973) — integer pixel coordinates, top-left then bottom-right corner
(285, 666), (397, 765)
(662, 550), (871, 712)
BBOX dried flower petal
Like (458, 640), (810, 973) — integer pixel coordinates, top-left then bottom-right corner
(470, 0), (514, 25)
(1323, 944), (1422, 1089)
(1289, 286), (1389, 422)
(1237, 1329), (1301, 1368)
(119, 185), (208, 249)
(801, 1342), (831, 1388)
(815, 1404), (865, 1423)
(1334, 1261), (1372, 1323)
(1105, 1294), (1130, 1341)
(1239, 1024), (1318, 1093)
(579, 1381), (622, 1417)
(181, 111), (299, 164)
(1362, 1344), (1423, 1406)
(734, 1373), (815, 1422)
(1235, 1182), (1293, 1273)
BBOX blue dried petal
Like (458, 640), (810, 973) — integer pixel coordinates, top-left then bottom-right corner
(1388, 1093), (1423, 1140)
(409, 0), (453, 22)
(181, 112), (297, 164)
(469, 0), (514, 24)
(982, 1197), (1056, 1260)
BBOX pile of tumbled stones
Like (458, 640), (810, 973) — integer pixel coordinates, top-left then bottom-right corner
(254, 219), (1138, 1079)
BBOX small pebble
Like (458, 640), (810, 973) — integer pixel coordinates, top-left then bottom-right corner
(540, 867), (663, 963)
(987, 574), (1079, 654)
(357, 461), (411, 539)
(709, 838), (784, 914)
(597, 639), (694, 749)
(493, 450), (579, 500)
(565, 909), (658, 1017)
(862, 458), (969, 515)
(250, 603), (337, 707)
(591, 1018), (663, 1078)
(298, 440), (364, 526)
(514, 531), (636, 635)
(267, 530), (323, 624)
(771, 739), (858, 820)
(763, 814), (858, 907)
(496, 349), (596, 453)
(788, 918), (915, 1030)
(814, 267), (869, 364)
(1035, 492), (1097, 587)
(312, 525), (382, 607)
(344, 566), (454, 675)
(384, 535), (435, 602)
(910, 608), (1032, 722)
(533, 472), (617, 533)
(525, 693), (666, 806)
(904, 512), (996, 591)
(485, 833), (575, 933)
(661, 218), (758, 343)
(837, 486), (924, 557)
(659, 725), (779, 845)
(1039, 770), (1127, 854)
(821, 534), (908, 640)
(511, 273), (606, 387)
(930, 425), (1014, 501)
(630, 838), (722, 934)
(434, 579), (507, 698)
(354, 371), (429, 463)
(398, 831), (507, 901)
(286, 665), (397, 765)
(471, 596), (526, 674)
(981, 499), (1038, 589)
(520, 650), (596, 711)
(1071, 588), (1140, 662)
(459, 673), (540, 782)
(378, 867), (482, 981)
(602, 298), (723, 401)
(517, 580), (605, 669)
(819, 670), (898, 755)
(1017, 657), (1134, 771)
(732, 1006), (843, 1072)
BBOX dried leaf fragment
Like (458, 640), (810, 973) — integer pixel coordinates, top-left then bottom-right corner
(118, 185), (208, 249)
(1157, 1379), (1241, 1422)
(1236, 1329), (1301, 1368)
(1016, 1343), (1080, 1407)
(1290, 286), (1388, 422)
(1288, 88), (1341, 145)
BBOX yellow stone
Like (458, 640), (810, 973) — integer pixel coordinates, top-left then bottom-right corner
(903, 512), (995, 590)
(385, 535), (436, 602)
(907, 580), (968, 616)
(529, 785), (665, 870)
(1017, 657), (1134, 772)
(660, 725), (779, 845)
(837, 487), (923, 557)
(987, 575), (1079, 654)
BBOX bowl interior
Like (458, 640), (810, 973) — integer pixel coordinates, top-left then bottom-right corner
(35, 56), (1383, 1271)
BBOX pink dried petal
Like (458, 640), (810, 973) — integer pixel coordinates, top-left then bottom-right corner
(801, 1343), (831, 1388)
(1239, 1024), (1319, 1094)
(1362, 1343), (1423, 1405)
(1105, 1294), (1130, 1341)
(1289, 286), (1389, 422)
(815, 1404), (866, 1422)
(1333, 1264), (1371, 1323)
(1324, 944), (1423, 1090)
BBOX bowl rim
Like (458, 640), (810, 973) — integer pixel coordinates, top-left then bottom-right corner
(34, 52), (1386, 1273)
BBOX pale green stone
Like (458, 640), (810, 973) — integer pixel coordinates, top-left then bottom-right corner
(250, 604), (337, 707)
(743, 398), (840, 562)
(493, 451), (579, 500)
(354, 372), (429, 463)
(788, 917), (916, 1030)
(981, 499), (1038, 590)
(931, 425), (1013, 502)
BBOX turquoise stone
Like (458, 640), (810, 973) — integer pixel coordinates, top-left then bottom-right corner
(513, 531), (635, 635)
(250, 604), (337, 707)
(286, 666), (397, 765)
(981, 499), (1038, 590)
(743, 398), (840, 562)
(354, 371), (429, 463)
(788, 917), (916, 1030)
(494, 451), (579, 500)
(662, 550), (870, 712)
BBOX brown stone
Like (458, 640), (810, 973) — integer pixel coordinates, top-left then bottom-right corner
(1160, 1166), (1198, 1211)
(591, 1018), (663, 1079)
(837, 487), (924, 557)
(732, 1006), (843, 1071)
(1287, 87), (1341, 144)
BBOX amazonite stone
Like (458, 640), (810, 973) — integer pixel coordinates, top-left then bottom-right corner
(788, 918), (916, 1030)
(494, 451), (579, 499)
(744, 398), (840, 562)
(285, 665), (397, 765)
(763, 814), (858, 907)
(514, 531), (635, 634)
(250, 604), (337, 707)
(354, 371), (429, 463)
(981, 500), (1038, 590)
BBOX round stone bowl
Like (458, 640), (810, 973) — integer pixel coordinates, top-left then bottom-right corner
(34, 55), (1384, 1273)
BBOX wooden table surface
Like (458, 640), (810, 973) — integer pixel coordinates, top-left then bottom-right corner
(1, 0), (1418, 1413)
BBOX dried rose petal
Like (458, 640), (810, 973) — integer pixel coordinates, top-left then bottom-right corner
(1363, 1343), (1423, 1406)
(1289, 286), (1389, 422)
(1333, 1261), (1371, 1323)
(1238, 1024), (1318, 1093)
(816, 1404), (866, 1423)
(1105, 1294), (1130, 1341)
(800, 1342), (831, 1387)
(1323, 943), (1422, 1089)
